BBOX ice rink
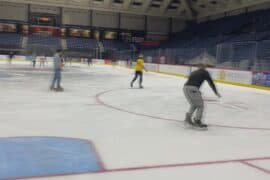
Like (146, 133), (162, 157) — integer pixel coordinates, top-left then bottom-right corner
(0, 61), (270, 180)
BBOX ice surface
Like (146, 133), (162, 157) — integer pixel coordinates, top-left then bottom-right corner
(0, 61), (269, 179)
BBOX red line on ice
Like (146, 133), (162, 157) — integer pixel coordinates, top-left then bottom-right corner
(240, 161), (270, 174)
(95, 89), (270, 131)
(102, 156), (270, 174)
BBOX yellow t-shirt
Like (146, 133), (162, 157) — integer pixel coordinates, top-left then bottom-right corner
(135, 58), (144, 72)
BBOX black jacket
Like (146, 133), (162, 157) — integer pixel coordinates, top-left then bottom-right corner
(185, 68), (218, 94)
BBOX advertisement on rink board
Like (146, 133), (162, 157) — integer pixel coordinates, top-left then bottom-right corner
(207, 68), (253, 85)
(252, 71), (270, 87)
(129, 61), (255, 86)
(159, 64), (190, 76)
(144, 63), (159, 72)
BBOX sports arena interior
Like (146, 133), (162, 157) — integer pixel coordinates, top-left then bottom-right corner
(0, 0), (270, 180)
(1, 0), (270, 72)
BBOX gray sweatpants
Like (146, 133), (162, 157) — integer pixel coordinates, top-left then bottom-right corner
(183, 85), (204, 121)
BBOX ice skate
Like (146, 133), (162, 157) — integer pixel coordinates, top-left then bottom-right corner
(184, 113), (194, 127)
(193, 119), (208, 130)
(55, 86), (64, 92)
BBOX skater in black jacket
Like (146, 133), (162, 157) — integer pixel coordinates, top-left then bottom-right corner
(183, 64), (221, 128)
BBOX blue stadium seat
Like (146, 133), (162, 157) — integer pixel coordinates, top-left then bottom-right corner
(102, 40), (131, 50)
(0, 33), (22, 49)
(28, 35), (61, 48)
(66, 38), (97, 50)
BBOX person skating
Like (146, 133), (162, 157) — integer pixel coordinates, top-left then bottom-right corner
(50, 49), (64, 92)
(130, 55), (147, 89)
(32, 54), (37, 68)
(183, 63), (221, 129)
(8, 51), (14, 65)
(87, 58), (93, 66)
(39, 55), (46, 68)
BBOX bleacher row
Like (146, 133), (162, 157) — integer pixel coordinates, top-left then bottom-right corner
(0, 33), (22, 49)
(151, 8), (270, 70)
(0, 33), (131, 51)
(160, 8), (270, 49)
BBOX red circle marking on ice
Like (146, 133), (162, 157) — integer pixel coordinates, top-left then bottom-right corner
(95, 89), (270, 131)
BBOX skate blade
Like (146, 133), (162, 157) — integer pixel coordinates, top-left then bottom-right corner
(184, 123), (208, 131)
(50, 88), (64, 92)
(129, 87), (144, 89)
(184, 122), (194, 128)
(192, 126), (208, 131)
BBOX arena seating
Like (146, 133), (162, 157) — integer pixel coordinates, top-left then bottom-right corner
(152, 8), (270, 69)
(66, 37), (97, 50)
(0, 33), (22, 49)
(257, 40), (270, 61)
(102, 40), (131, 50)
(28, 35), (61, 48)
(163, 8), (270, 48)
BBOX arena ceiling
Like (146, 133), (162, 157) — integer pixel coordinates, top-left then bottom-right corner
(2, 0), (270, 19)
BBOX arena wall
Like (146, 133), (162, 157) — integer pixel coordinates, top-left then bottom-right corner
(172, 18), (186, 33)
(30, 4), (60, 14)
(92, 10), (119, 29)
(0, 2), (27, 21)
(0, 56), (263, 88)
(62, 8), (90, 26)
(120, 13), (145, 31)
(115, 60), (253, 86)
(0, 2), (172, 35)
(147, 16), (170, 33)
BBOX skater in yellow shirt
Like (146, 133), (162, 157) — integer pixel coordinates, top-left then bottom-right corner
(130, 55), (147, 88)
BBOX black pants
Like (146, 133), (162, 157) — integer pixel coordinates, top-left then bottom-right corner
(131, 71), (143, 86)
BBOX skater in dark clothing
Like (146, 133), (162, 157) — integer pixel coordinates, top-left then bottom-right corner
(130, 55), (147, 88)
(32, 54), (37, 68)
(87, 58), (93, 66)
(183, 64), (221, 129)
(50, 49), (64, 91)
(8, 52), (14, 64)
(39, 55), (46, 68)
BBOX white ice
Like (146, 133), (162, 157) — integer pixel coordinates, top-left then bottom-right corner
(0, 61), (270, 180)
